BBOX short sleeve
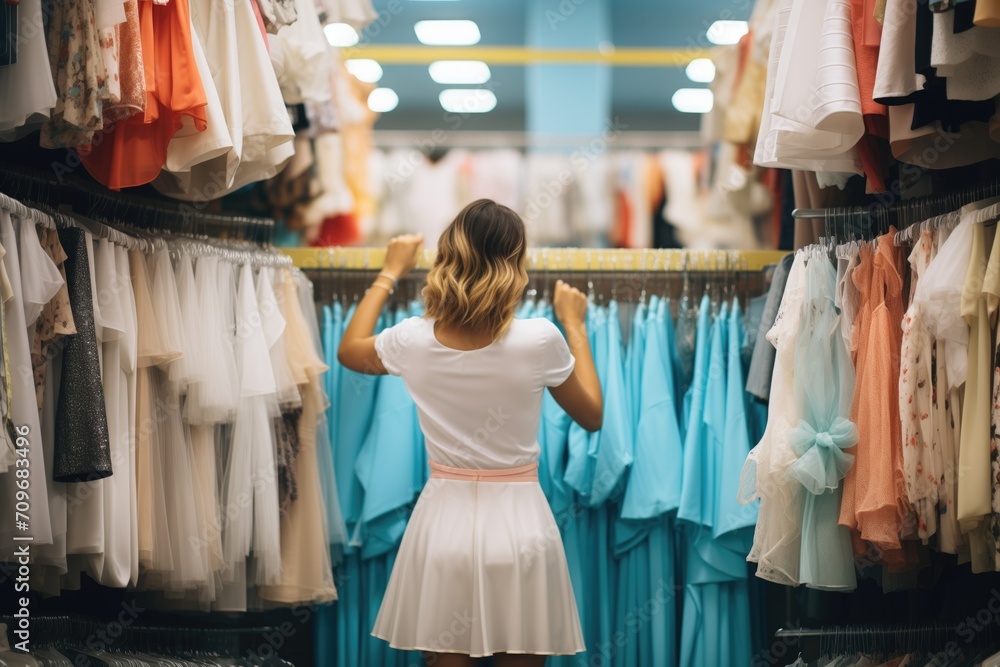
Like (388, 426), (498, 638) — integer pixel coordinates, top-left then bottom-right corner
(539, 319), (575, 387)
(375, 316), (422, 376)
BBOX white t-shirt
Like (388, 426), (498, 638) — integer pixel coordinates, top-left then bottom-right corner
(375, 316), (574, 470)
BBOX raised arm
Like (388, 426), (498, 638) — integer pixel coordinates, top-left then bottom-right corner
(337, 234), (423, 374)
(549, 281), (603, 432)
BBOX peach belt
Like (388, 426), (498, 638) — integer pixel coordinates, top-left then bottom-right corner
(429, 461), (539, 482)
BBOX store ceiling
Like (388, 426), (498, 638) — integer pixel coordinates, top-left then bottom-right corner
(360, 0), (750, 133)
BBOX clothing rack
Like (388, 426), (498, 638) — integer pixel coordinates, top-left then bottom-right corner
(297, 247), (786, 311)
(0, 163), (276, 244)
(772, 625), (993, 639)
(283, 247), (789, 273)
(0, 188), (293, 268)
(791, 175), (1000, 240)
(775, 624), (1000, 662)
(1, 614), (285, 655)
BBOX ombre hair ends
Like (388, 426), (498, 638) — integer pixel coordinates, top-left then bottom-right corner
(422, 199), (529, 340)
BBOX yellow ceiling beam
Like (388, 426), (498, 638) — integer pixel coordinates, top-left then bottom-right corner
(341, 45), (712, 67)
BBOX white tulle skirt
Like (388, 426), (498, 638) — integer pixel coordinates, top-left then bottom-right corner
(372, 477), (585, 658)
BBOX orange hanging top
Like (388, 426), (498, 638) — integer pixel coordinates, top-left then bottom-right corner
(840, 233), (916, 569)
(79, 0), (208, 190)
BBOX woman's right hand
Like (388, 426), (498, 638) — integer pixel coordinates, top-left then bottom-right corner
(553, 280), (587, 327)
(383, 234), (424, 279)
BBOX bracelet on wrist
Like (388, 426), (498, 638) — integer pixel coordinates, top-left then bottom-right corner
(370, 277), (394, 295)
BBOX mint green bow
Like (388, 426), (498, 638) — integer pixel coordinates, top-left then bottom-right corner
(785, 417), (858, 495)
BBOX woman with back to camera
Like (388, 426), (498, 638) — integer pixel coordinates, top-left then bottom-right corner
(338, 199), (603, 666)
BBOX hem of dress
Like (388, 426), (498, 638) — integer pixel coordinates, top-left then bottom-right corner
(371, 633), (586, 657)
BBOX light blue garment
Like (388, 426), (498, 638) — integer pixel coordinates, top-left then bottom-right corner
(612, 296), (680, 667)
(320, 305), (348, 562)
(715, 300), (759, 548)
(353, 306), (420, 559)
(537, 301), (574, 514)
(677, 295), (712, 529)
(789, 257), (858, 591)
(628, 300), (647, 434)
(585, 305), (609, 463)
(516, 297), (536, 319)
(591, 300), (633, 505)
(678, 297), (755, 667)
(564, 305), (600, 497)
(613, 299), (648, 667)
(334, 302), (379, 541)
(622, 296), (684, 520)
(677, 297), (713, 667)
(716, 300), (756, 666)
(320, 301), (363, 667)
(647, 514), (678, 667)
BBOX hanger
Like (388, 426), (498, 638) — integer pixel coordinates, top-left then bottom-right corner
(585, 251), (595, 303)
(678, 252), (691, 316)
(636, 250), (648, 306)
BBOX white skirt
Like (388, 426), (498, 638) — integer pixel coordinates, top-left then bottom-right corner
(371, 476), (585, 657)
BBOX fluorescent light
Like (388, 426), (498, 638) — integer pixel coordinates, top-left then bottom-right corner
(439, 89), (497, 113)
(671, 88), (714, 113)
(368, 88), (399, 113)
(706, 20), (748, 45)
(685, 58), (716, 83)
(324, 23), (359, 47)
(414, 20), (481, 45)
(428, 61), (491, 84)
(346, 59), (383, 83)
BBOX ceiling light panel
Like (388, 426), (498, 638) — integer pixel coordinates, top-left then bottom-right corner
(414, 20), (481, 45)
(439, 88), (497, 113)
(706, 20), (749, 45)
(672, 88), (714, 113)
(428, 61), (491, 85)
(324, 22), (359, 47)
(368, 88), (399, 113)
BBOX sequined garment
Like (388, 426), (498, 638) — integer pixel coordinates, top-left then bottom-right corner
(53, 227), (112, 482)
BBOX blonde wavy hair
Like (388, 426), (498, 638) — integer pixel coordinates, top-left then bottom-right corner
(423, 199), (529, 340)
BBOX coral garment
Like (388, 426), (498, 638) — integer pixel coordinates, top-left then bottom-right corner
(79, 0), (207, 190)
(839, 234), (913, 567)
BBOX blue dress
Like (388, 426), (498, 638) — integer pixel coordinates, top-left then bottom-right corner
(315, 305), (340, 667)
(678, 297), (755, 667)
(612, 300), (647, 667)
(715, 300), (759, 547)
(563, 301), (623, 661)
(537, 301), (574, 516)
(628, 300), (647, 433)
(624, 296), (684, 520)
(591, 299), (633, 506)
(334, 302), (379, 543)
(354, 306), (420, 559)
(319, 305), (348, 561)
(536, 301), (586, 667)
(677, 295), (713, 529)
(612, 295), (681, 667)
(564, 304), (601, 498)
(334, 304), (370, 667)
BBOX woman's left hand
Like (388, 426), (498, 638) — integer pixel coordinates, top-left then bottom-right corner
(384, 234), (424, 279)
